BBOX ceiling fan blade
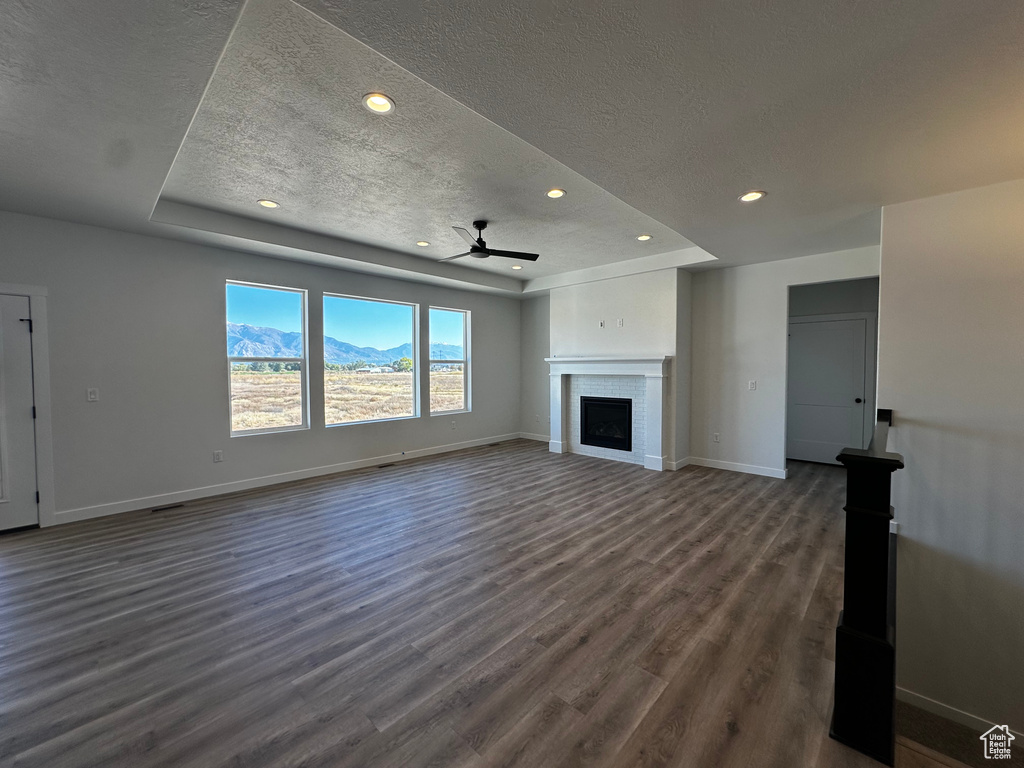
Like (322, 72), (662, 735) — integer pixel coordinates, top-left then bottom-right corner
(486, 249), (540, 261)
(439, 251), (472, 262)
(452, 226), (478, 247)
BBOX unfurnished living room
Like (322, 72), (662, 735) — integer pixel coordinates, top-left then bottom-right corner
(1, 2), (1022, 767)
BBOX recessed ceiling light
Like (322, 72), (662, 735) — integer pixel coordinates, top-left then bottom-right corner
(363, 93), (395, 114)
(546, 188), (566, 199)
(257, 199), (280, 209)
(416, 241), (430, 247)
(739, 190), (766, 202)
(636, 234), (652, 241)
(512, 265), (523, 270)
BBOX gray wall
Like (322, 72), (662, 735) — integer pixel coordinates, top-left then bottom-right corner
(789, 277), (879, 317)
(879, 179), (1024, 734)
(3, 211), (522, 523)
(518, 294), (550, 439)
(674, 270), (692, 464)
(549, 270), (677, 358)
(690, 247), (881, 477)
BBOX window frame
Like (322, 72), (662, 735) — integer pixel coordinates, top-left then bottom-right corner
(428, 306), (471, 415)
(226, 280), (309, 437)
(322, 292), (420, 427)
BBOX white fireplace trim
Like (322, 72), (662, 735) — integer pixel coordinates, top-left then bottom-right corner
(545, 357), (671, 471)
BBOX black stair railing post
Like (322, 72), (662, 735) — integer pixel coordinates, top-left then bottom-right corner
(830, 409), (904, 766)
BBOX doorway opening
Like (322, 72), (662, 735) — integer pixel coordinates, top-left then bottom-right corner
(785, 277), (879, 465)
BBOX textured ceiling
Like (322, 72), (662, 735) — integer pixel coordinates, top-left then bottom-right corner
(3, 0), (1024, 289)
(0, 0), (240, 230)
(160, 0), (694, 279)
(296, 0), (1024, 265)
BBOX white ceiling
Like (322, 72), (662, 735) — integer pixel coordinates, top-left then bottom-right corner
(3, 0), (1024, 294)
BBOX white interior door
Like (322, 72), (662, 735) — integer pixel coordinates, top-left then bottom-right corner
(0, 295), (38, 531)
(787, 318), (867, 464)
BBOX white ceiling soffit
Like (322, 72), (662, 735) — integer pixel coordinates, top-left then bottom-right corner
(158, 0), (696, 283)
(297, 0), (1024, 266)
(149, 199), (524, 295)
(522, 246), (717, 295)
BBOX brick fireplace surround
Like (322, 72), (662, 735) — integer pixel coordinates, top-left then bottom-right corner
(545, 357), (671, 471)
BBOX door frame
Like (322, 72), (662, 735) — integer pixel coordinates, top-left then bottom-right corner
(0, 283), (55, 527)
(785, 311), (878, 459)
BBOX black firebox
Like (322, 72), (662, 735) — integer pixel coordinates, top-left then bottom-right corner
(580, 396), (632, 452)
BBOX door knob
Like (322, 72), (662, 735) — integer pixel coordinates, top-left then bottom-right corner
(855, 398), (863, 403)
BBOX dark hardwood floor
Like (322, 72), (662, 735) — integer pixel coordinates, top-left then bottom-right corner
(0, 440), (882, 767)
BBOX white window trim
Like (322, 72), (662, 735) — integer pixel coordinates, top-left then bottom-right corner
(227, 281), (309, 437)
(428, 306), (471, 415)
(323, 292), (420, 427)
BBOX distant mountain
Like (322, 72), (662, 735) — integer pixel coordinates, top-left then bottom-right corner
(228, 323), (463, 364)
(227, 323), (303, 358)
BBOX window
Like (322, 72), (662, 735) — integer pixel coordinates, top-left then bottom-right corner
(429, 307), (469, 413)
(323, 294), (417, 425)
(226, 281), (308, 435)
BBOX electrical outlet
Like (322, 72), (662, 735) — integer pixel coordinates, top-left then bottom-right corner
(86, 388), (99, 402)
(598, 320), (605, 328)
(450, 420), (457, 430)
(748, 380), (757, 390)
(616, 318), (624, 328)
(534, 414), (540, 423)
(713, 433), (720, 443)
(212, 450), (224, 463)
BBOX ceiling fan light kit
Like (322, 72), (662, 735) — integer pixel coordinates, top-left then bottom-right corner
(440, 220), (540, 263)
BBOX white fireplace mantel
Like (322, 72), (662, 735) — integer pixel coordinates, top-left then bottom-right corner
(546, 356), (671, 470)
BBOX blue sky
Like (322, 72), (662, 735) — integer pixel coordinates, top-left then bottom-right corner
(228, 284), (465, 350)
(324, 296), (413, 349)
(227, 283), (303, 332)
(429, 308), (465, 348)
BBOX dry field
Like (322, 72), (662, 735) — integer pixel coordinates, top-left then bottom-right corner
(429, 368), (465, 413)
(230, 370), (304, 431)
(230, 370), (465, 431)
(325, 371), (415, 424)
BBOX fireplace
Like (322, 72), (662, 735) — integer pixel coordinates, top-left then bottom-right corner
(546, 356), (669, 470)
(580, 396), (632, 452)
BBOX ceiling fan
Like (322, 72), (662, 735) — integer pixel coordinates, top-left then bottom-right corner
(440, 220), (539, 263)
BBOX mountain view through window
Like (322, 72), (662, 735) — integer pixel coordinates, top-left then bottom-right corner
(226, 282), (307, 433)
(322, 295), (420, 425)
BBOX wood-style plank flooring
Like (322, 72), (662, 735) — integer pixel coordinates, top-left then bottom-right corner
(0, 440), (884, 767)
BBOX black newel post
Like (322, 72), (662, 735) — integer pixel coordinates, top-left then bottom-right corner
(830, 410), (904, 766)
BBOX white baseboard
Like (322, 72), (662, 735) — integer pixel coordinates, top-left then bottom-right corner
(548, 440), (567, 453)
(518, 432), (549, 442)
(644, 455), (666, 471)
(667, 457), (692, 471)
(51, 433), (523, 527)
(896, 687), (1023, 740)
(685, 457), (787, 479)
